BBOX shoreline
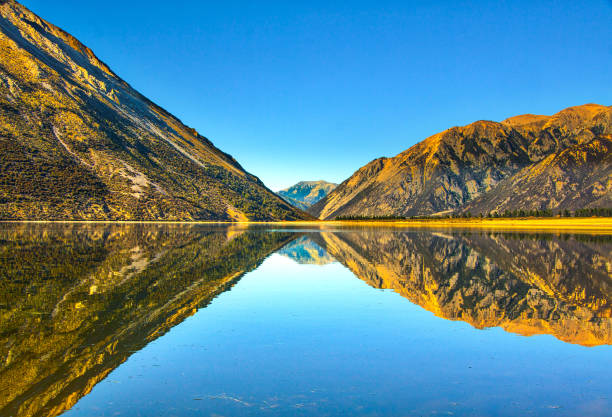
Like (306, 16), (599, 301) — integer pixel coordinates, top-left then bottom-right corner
(1, 217), (611, 231)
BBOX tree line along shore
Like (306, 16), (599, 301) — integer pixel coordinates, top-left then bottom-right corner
(334, 207), (612, 221)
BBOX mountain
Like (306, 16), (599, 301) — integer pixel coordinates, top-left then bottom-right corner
(463, 136), (612, 214)
(312, 230), (611, 346)
(278, 181), (337, 210)
(309, 104), (612, 219)
(0, 223), (295, 417)
(0, 0), (309, 221)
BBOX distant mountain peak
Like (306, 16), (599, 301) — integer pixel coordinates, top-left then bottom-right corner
(277, 180), (337, 210)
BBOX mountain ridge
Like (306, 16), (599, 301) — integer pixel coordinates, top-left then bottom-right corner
(0, 0), (310, 221)
(310, 103), (612, 219)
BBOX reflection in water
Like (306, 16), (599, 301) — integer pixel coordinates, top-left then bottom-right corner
(312, 230), (611, 346)
(277, 236), (335, 265)
(0, 224), (295, 417)
(0, 224), (610, 417)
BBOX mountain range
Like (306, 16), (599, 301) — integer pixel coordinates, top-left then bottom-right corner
(0, 0), (309, 221)
(277, 180), (337, 210)
(310, 104), (612, 219)
(0, 0), (609, 222)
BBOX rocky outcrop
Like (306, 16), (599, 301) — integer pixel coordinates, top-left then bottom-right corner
(463, 137), (612, 213)
(0, 0), (308, 221)
(310, 104), (612, 219)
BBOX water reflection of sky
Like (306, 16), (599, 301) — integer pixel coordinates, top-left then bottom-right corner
(66, 251), (611, 417)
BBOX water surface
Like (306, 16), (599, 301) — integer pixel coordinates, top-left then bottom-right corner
(0, 224), (610, 417)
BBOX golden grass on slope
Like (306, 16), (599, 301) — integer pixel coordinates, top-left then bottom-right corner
(4, 217), (612, 233)
(254, 217), (612, 233)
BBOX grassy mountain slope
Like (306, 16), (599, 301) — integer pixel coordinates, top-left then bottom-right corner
(0, 0), (309, 221)
(310, 104), (612, 219)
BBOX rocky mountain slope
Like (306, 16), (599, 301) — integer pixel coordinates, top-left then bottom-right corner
(463, 136), (612, 214)
(310, 104), (612, 219)
(0, 0), (308, 221)
(312, 230), (611, 346)
(278, 180), (337, 210)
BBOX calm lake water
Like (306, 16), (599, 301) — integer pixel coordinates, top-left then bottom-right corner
(0, 224), (610, 417)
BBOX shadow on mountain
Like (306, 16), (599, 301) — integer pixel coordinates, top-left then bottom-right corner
(310, 230), (611, 347)
(0, 223), (296, 417)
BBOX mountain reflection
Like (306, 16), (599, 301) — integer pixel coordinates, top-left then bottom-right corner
(0, 224), (295, 417)
(0, 225), (610, 417)
(310, 230), (611, 347)
(277, 236), (336, 265)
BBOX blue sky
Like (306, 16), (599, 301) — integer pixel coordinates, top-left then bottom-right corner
(21, 0), (612, 190)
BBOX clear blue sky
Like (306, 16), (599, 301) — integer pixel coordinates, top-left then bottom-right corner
(21, 0), (612, 190)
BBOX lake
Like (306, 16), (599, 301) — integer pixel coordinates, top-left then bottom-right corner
(0, 224), (610, 417)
